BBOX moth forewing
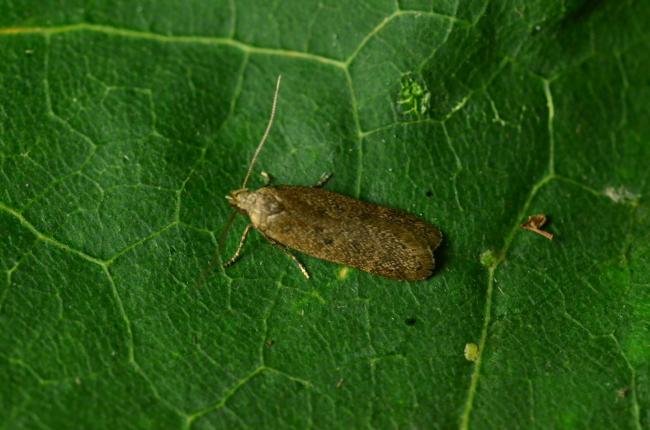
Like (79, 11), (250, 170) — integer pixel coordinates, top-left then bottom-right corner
(248, 186), (442, 280)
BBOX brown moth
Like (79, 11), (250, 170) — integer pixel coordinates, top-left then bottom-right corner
(223, 76), (442, 281)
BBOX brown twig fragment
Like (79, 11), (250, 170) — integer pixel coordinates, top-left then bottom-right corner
(521, 214), (554, 240)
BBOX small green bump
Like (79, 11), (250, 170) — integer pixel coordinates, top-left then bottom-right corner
(464, 342), (479, 362)
(337, 266), (350, 280)
(397, 73), (430, 119)
(480, 249), (498, 268)
(603, 186), (640, 206)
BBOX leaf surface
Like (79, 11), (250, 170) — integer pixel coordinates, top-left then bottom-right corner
(1, 1), (649, 429)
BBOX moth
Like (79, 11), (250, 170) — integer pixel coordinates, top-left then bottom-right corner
(222, 76), (442, 281)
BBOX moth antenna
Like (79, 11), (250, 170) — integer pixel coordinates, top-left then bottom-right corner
(217, 209), (239, 254)
(196, 76), (282, 287)
(194, 209), (238, 288)
(241, 75), (282, 189)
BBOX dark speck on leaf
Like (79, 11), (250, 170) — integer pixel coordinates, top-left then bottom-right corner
(425, 190), (433, 198)
(617, 387), (630, 398)
(405, 317), (417, 326)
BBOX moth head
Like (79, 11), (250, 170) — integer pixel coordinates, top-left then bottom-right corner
(226, 188), (252, 214)
(226, 188), (283, 219)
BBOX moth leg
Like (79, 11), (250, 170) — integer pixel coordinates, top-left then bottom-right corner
(280, 247), (310, 279)
(265, 237), (310, 279)
(313, 172), (333, 188)
(261, 171), (274, 186)
(224, 224), (253, 267)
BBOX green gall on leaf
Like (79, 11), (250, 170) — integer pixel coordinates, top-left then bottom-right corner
(337, 266), (351, 280)
(464, 343), (479, 362)
(480, 250), (499, 268)
(397, 73), (430, 119)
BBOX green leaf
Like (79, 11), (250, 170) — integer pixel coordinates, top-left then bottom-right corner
(1, 1), (649, 429)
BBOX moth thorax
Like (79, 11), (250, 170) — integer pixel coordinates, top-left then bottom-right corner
(227, 188), (283, 228)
